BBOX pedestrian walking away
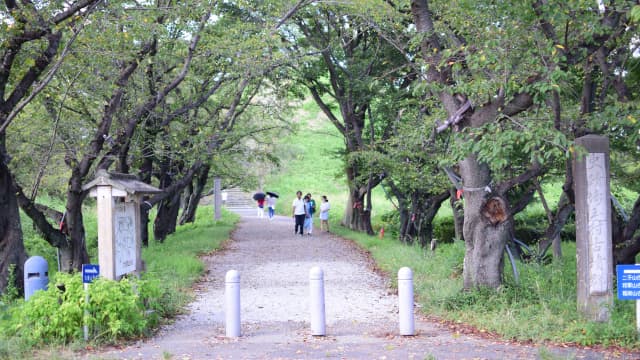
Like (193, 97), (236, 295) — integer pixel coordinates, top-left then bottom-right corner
(319, 195), (330, 232)
(256, 197), (265, 218)
(292, 191), (305, 235)
(266, 194), (276, 220)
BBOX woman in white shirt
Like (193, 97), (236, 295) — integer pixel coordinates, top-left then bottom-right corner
(319, 195), (330, 232)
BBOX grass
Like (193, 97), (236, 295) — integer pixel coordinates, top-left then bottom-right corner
(264, 98), (640, 351)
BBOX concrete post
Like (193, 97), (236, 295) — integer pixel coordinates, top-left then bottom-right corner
(573, 135), (613, 322)
(214, 178), (222, 220)
(398, 267), (415, 335)
(225, 270), (241, 337)
(309, 267), (326, 336)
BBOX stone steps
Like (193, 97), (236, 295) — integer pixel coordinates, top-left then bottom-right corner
(224, 188), (254, 209)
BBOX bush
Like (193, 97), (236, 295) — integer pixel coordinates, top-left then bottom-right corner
(433, 216), (456, 243)
(2, 272), (164, 346)
(380, 210), (400, 238)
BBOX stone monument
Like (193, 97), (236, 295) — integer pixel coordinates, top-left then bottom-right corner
(573, 135), (613, 322)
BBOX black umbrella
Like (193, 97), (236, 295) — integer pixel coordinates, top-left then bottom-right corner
(266, 191), (279, 198)
(253, 192), (266, 201)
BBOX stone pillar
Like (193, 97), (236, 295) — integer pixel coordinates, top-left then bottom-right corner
(573, 135), (612, 322)
(214, 178), (222, 220)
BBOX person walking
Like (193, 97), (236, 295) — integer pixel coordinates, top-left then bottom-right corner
(266, 194), (276, 220)
(292, 191), (305, 236)
(303, 195), (313, 235)
(256, 197), (265, 218)
(306, 193), (316, 235)
(319, 195), (330, 232)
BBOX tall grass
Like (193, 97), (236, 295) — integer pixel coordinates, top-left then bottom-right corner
(264, 98), (640, 350)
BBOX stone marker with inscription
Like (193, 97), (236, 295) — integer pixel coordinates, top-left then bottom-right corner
(573, 135), (613, 322)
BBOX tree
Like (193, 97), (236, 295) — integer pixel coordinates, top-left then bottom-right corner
(0, 0), (101, 293)
(408, 0), (573, 289)
(376, 109), (451, 246)
(285, 2), (407, 234)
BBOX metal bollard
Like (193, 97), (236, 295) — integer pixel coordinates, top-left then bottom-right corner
(225, 269), (241, 337)
(398, 267), (415, 336)
(309, 266), (326, 336)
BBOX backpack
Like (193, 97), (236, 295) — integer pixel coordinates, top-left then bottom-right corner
(310, 199), (316, 214)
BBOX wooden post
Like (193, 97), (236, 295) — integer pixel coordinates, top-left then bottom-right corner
(132, 195), (143, 276)
(84, 170), (160, 281)
(96, 185), (116, 280)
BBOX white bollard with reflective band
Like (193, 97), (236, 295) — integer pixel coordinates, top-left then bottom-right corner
(398, 267), (415, 336)
(225, 270), (241, 337)
(309, 266), (326, 336)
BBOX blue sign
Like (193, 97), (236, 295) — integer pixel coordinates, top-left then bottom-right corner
(617, 265), (640, 300)
(82, 264), (100, 284)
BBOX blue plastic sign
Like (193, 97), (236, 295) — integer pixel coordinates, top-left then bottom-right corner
(82, 264), (100, 284)
(616, 265), (640, 300)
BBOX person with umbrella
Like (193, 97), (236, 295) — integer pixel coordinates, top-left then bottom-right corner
(253, 192), (266, 218)
(266, 191), (278, 220)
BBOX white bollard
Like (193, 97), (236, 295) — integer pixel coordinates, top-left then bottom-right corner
(398, 267), (415, 336)
(225, 270), (241, 337)
(309, 266), (326, 336)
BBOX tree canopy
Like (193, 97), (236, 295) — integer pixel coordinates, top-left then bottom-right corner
(1, 0), (640, 295)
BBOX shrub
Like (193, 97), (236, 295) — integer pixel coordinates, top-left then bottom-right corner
(433, 216), (456, 243)
(3, 272), (165, 346)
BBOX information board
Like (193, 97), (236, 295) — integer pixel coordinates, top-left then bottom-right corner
(616, 265), (640, 300)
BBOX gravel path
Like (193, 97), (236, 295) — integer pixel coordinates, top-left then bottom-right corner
(89, 210), (637, 360)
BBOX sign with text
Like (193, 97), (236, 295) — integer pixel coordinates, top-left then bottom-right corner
(114, 202), (136, 277)
(82, 264), (100, 284)
(616, 265), (640, 300)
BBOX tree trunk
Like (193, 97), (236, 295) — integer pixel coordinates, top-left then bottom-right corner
(342, 188), (374, 235)
(460, 156), (510, 290)
(153, 191), (181, 242)
(398, 208), (413, 244)
(613, 195), (640, 265)
(0, 136), (27, 294)
(60, 186), (89, 271)
(140, 203), (151, 247)
(179, 164), (210, 225)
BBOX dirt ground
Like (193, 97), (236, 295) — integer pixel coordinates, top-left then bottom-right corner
(84, 209), (640, 360)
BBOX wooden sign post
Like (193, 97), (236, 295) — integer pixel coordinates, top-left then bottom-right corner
(83, 170), (161, 280)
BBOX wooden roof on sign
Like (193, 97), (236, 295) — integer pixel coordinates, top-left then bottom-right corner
(82, 169), (161, 195)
